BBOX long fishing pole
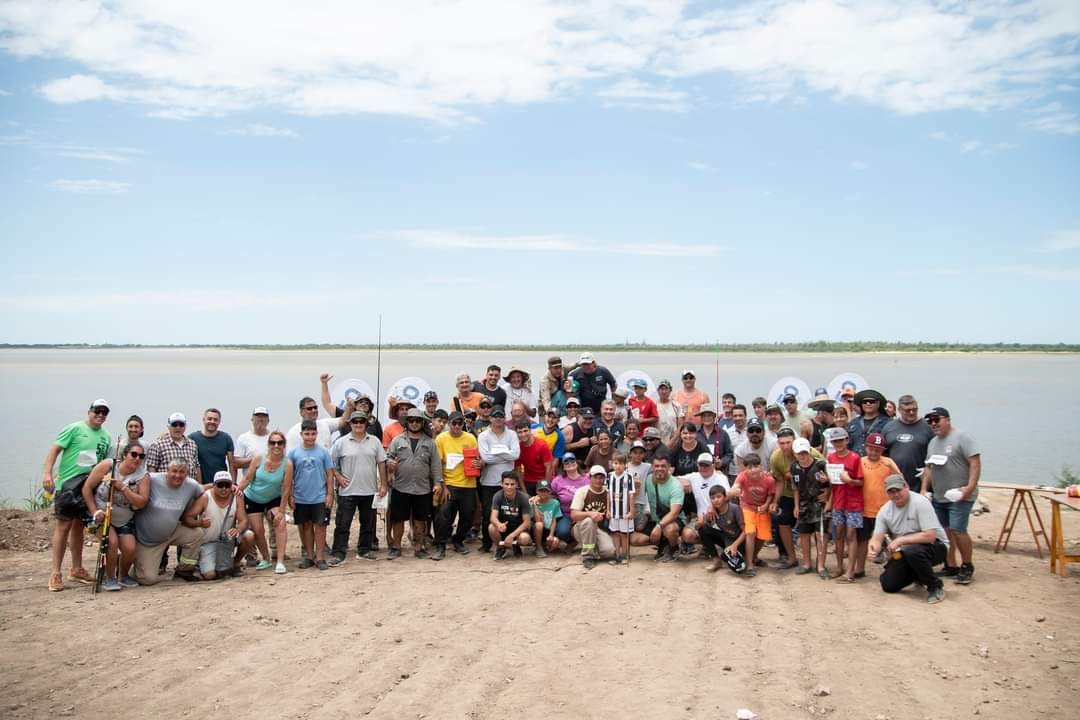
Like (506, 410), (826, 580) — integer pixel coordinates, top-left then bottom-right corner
(375, 313), (382, 423)
(714, 338), (720, 408)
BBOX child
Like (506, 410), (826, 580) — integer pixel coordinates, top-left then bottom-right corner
(826, 427), (863, 582)
(489, 470), (533, 560)
(287, 420), (335, 570)
(791, 437), (830, 579)
(732, 454), (776, 577)
(532, 479), (563, 557)
(605, 452), (635, 565)
(626, 441), (650, 533)
(699, 485), (746, 573)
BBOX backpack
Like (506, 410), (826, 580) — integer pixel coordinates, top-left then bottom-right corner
(54, 472), (91, 520)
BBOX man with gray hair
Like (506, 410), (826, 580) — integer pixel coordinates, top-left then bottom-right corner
(883, 395), (935, 491)
(133, 459), (207, 584)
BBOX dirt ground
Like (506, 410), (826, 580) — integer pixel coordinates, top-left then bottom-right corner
(1, 487), (1078, 720)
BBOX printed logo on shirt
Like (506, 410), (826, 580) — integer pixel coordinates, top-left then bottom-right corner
(897, 433), (913, 443)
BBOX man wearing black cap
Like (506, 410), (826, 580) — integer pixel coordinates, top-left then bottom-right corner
(847, 389), (889, 456)
(883, 395), (934, 492)
(568, 352), (616, 415)
(432, 411), (480, 560)
(422, 390), (440, 421)
(734, 418), (775, 473)
(921, 407), (981, 585)
(781, 394), (811, 435)
(471, 396), (494, 437)
(869, 475), (949, 604)
(807, 395), (835, 453)
(477, 406), (519, 553)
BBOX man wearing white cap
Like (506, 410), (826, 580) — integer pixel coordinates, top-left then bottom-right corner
(146, 412), (202, 483)
(679, 452), (731, 552)
(198, 471), (255, 580)
(567, 352), (616, 415)
(570, 465), (618, 569)
(234, 407), (271, 483)
(41, 398), (114, 592)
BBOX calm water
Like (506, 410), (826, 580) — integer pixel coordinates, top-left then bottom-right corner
(2, 349), (1076, 501)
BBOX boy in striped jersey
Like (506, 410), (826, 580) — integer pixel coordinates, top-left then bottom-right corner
(606, 452), (636, 565)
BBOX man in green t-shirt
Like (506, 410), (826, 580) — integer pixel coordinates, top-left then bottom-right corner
(42, 399), (113, 592)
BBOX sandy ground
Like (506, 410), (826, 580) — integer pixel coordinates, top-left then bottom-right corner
(1, 487), (1078, 720)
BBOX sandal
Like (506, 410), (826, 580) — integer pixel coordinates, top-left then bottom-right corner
(838, 575), (857, 584)
(256, 560), (273, 571)
(48, 572), (65, 592)
(795, 566), (813, 575)
(818, 569), (830, 580)
(68, 567), (93, 584)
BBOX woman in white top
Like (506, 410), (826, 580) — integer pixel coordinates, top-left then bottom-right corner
(81, 442), (151, 591)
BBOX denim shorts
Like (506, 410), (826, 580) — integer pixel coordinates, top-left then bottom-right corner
(933, 499), (974, 533)
(831, 509), (863, 529)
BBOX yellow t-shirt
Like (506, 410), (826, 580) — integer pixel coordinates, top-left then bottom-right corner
(436, 430), (478, 489)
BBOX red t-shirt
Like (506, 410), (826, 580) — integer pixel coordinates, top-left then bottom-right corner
(628, 396), (658, 424)
(735, 470), (776, 510)
(517, 438), (553, 484)
(827, 451), (864, 512)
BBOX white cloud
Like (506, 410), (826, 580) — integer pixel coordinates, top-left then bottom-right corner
(384, 229), (721, 257)
(0, 131), (142, 163)
(0, 1), (1073, 123)
(929, 130), (949, 141)
(224, 123), (300, 139)
(0, 88), (11, 96)
(989, 264), (1080, 281)
(687, 160), (713, 172)
(1039, 229), (1080, 253)
(960, 140), (982, 153)
(849, 160), (869, 170)
(1026, 102), (1080, 135)
(49, 178), (130, 194)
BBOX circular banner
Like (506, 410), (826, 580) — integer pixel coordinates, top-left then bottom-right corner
(766, 376), (813, 407)
(329, 377), (377, 412)
(383, 376), (433, 420)
(615, 369), (656, 398)
(827, 372), (869, 403)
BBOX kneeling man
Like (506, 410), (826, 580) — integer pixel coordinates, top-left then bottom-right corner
(868, 475), (950, 604)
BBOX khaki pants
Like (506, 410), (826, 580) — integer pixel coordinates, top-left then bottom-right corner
(572, 517), (615, 559)
(134, 524), (205, 585)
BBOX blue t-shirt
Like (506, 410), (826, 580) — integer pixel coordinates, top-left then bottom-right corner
(288, 445), (333, 504)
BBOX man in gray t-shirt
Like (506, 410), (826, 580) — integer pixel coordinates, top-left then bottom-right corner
(883, 395), (935, 491)
(133, 461), (207, 585)
(870, 475), (949, 604)
(920, 407), (981, 584)
(328, 411), (388, 564)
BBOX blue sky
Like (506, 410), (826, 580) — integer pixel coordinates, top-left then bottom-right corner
(1, 0), (1078, 345)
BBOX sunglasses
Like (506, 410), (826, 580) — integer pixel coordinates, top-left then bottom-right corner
(268, 440), (285, 446)
(170, 421), (186, 428)
(128, 451), (146, 459)
(450, 420), (465, 426)
(926, 417), (942, 424)
(349, 419), (366, 425)
(747, 428), (763, 434)
(214, 481), (233, 488)
(407, 418), (424, 424)
(303, 406), (319, 412)
(91, 408), (110, 415)
(861, 399), (880, 404)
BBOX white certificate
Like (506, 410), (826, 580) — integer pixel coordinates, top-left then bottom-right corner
(446, 453), (464, 470)
(826, 463), (844, 485)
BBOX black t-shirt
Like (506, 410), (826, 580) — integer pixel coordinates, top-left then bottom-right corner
(492, 489), (531, 528)
(565, 422), (592, 465)
(672, 441), (709, 477)
(883, 418), (935, 489)
(791, 458), (828, 518)
(569, 366), (616, 413)
(472, 381), (507, 409)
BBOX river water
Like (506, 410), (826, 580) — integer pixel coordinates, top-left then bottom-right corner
(2, 349), (1076, 501)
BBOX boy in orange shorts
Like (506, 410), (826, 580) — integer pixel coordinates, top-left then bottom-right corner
(733, 454), (776, 577)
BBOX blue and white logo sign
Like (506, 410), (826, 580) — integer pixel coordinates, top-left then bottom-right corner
(827, 372), (869, 403)
(616, 369), (656, 398)
(767, 376), (812, 407)
(329, 378), (376, 412)
(384, 376), (433, 419)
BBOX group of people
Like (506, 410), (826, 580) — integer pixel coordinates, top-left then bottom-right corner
(41, 352), (981, 604)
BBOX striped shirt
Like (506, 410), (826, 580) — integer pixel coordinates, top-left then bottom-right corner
(146, 435), (201, 478)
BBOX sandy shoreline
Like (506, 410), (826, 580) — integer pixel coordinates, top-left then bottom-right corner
(2, 487), (1078, 719)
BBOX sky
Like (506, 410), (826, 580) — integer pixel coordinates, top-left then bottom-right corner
(1, 0), (1078, 345)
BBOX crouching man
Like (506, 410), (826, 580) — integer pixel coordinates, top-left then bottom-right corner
(868, 475), (950, 604)
(133, 460), (207, 585)
(198, 471), (255, 580)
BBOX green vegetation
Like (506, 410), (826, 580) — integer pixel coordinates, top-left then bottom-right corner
(2, 341), (1079, 353)
(1053, 465), (1079, 489)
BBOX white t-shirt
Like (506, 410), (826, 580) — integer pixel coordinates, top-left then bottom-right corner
(286, 417), (341, 453)
(685, 470), (731, 518)
(235, 431), (269, 480)
(505, 386), (535, 416)
(627, 462), (650, 509)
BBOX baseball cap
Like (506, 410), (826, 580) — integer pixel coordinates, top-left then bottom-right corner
(168, 412), (186, 424)
(793, 438), (812, 454)
(252, 406), (270, 416)
(589, 465), (606, 476)
(561, 452), (577, 463)
(423, 390), (438, 402)
(537, 480), (552, 492)
(478, 397), (493, 407)
(776, 426), (796, 439)
(490, 407), (506, 418)
(746, 418), (764, 430)
(630, 440), (646, 451)
(885, 474), (907, 490)
(657, 378), (672, 389)
(697, 452), (714, 465)
(765, 403), (783, 416)
(579, 407), (595, 418)
(463, 408), (477, 418)
(629, 378), (647, 388)
(642, 427), (662, 439)
(213, 470), (233, 485)
(866, 432), (886, 448)
(448, 411), (465, 423)
(825, 427), (849, 441)
(699, 403), (717, 416)
(578, 352), (595, 363)
(681, 369), (695, 378)
(544, 407), (559, 416)
(348, 410), (369, 422)
(924, 407), (950, 419)
(90, 398), (110, 411)
(782, 393), (797, 404)
(547, 356), (562, 367)
(566, 397), (581, 406)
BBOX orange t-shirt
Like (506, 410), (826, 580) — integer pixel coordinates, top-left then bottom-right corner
(451, 393), (484, 415)
(860, 456), (900, 518)
(673, 388), (709, 423)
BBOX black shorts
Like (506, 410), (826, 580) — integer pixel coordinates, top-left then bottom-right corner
(53, 474), (90, 520)
(390, 491), (432, 523)
(244, 495), (282, 515)
(640, 519), (684, 536)
(492, 519), (524, 539)
(796, 519), (824, 535)
(293, 502), (327, 526)
(856, 517), (875, 542)
(776, 495), (795, 526)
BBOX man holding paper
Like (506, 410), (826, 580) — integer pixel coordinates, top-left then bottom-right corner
(920, 407), (981, 586)
(477, 407), (520, 553)
(432, 411), (479, 560)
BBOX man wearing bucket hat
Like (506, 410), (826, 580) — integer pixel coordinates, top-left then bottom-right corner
(807, 389), (835, 451)
(921, 407), (981, 585)
(868, 475), (949, 604)
(568, 352), (617, 415)
(847, 389), (889, 456)
(386, 409), (441, 559)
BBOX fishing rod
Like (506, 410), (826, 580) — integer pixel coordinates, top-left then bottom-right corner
(375, 313), (382, 423)
(92, 435), (121, 595)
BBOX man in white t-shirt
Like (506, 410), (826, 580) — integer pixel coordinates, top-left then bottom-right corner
(286, 396), (347, 452)
(679, 453), (730, 551)
(233, 407), (271, 482)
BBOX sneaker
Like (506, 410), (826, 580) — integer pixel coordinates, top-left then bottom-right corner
(795, 566), (814, 575)
(317, 560), (328, 571)
(753, 557), (766, 568)
(299, 558), (315, 569)
(660, 548), (676, 563)
(48, 573), (65, 592)
(608, 554), (622, 566)
(465, 528), (480, 543)
(119, 575), (139, 588)
(818, 569), (830, 580)
(431, 545), (446, 561)
(582, 556), (597, 570)
(103, 577), (121, 592)
(742, 568), (757, 578)
(358, 551), (378, 561)
(245, 553), (259, 568)
(274, 563), (287, 575)
(680, 543), (698, 556)
(955, 563), (974, 585)
(535, 546), (548, 559)
(927, 585), (946, 604)
(618, 555), (628, 565)
(872, 550), (887, 564)
(763, 540), (776, 548)
(327, 555), (345, 567)
(256, 560), (273, 571)
(414, 548), (430, 559)
(777, 553), (789, 564)
(936, 564), (960, 577)
(68, 567), (93, 584)
(494, 547), (507, 561)
(653, 547), (665, 561)
(512, 545), (523, 558)
(452, 542), (470, 555)
(388, 547), (402, 559)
